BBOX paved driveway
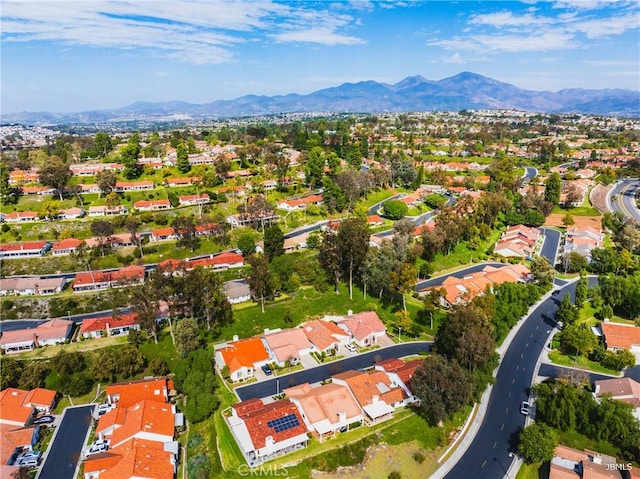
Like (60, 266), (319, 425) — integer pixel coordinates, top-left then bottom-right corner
(299, 353), (318, 370)
(36, 405), (94, 479)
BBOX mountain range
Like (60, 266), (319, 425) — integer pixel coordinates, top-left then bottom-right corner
(3, 72), (639, 125)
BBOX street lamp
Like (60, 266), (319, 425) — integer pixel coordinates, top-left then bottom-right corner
(428, 310), (433, 331)
(398, 327), (402, 343)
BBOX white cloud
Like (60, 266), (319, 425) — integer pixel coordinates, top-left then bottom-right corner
(469, 11), (554, 28)
(440, 53), (466, 64)
(552, 0), (629, 10)
(565, 13), (639, 38)
(1, 0), (366, 63)
(429, 31), (575, 53)
(271, 27), (365, 46)
(584, 60), (637, 66)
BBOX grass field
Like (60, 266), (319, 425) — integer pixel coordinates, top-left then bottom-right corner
(547, 350), (620, 376)
(516, 462), (546, 479)
(220, 283), (418, 343)
(428, 228), (502, 273)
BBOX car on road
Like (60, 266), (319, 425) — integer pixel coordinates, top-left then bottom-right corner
(261, 364), (272, 376)
(32, 415), (55, 425)
(551, 290), (560, 296)
(520, 401), (530, 415)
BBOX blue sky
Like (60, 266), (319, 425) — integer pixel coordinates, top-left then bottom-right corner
(2, 0), (639, 113)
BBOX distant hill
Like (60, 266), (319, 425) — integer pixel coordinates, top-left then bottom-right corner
(3, 72), (639, 125)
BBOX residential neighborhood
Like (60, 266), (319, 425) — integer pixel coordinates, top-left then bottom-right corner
(1, 107), (640, 479)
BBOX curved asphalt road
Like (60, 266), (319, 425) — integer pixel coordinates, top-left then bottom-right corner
(234, 341), (432, 401)
(610, 179), (640, 223)
(37, 405), (94, 479)
(444, 278), (598, 479)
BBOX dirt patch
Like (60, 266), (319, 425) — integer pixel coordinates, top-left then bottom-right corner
(312, 441), (442, 479)
(544, 214), (602, 229)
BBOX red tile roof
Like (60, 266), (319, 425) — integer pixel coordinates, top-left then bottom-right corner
(52, 238), (84, 251)
(601, 322), (640, 350)
(338, 311), (386, 341)
(218, 337), (269, 374)
(233, 399), (307, 450)
(105, 377), (171, 408)
(80, 312), (139, 334)
(109, 400), (174, 447)
(86, 438), (174, 479)
(0, 241), (48, 253)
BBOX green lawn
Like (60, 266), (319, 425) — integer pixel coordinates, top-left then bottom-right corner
(552, 205), (601, 217)
(221, 284), (417, 343)
(516, 462), (547, 479)
(13, 335), (128, 360)
(547, 350), (620, 376)
(429, 228), (503, 273)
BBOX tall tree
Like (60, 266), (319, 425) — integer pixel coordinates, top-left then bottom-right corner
(304, 146), (325, 188)
(90, 220), (114, 257)
(410, 355), (473, 425)
(337, 217), (370, 299)
(130, 270), (163, 344)
(38, 157), (72, 200)
(518, 423), (557, 464)
(176, 142), (191, 173)
(94, 132), (113, 158)
(96, 170), (117, 197)
(389, 262), (417, 311)
(531, 255), (555, 285)
(263, 224), (284, 262)
(544, 172), (562, 205)
(319, 231), (342, 294)
(247, 253), (273, 313)
(174, 317), (203, 358)
(172, 216), (199, 252)
(126, 216), (144, 258)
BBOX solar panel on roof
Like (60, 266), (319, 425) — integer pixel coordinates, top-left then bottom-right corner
(267, 413), (300, 433)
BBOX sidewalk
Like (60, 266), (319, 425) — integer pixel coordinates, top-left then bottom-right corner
(430, 279), (577, 479)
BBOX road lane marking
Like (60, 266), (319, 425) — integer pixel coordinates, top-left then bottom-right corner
(508, 392), (512, 397)
(501, 424), (504, 431)
(525, 342), (529, 348)
(535, 325), (539, 330)
(505, 407), (509, 413)
(481, 460), (487, 468)
(493, 441), (497, 449)
(512, 378), (515, 383)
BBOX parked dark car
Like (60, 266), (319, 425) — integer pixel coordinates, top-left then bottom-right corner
(261, 365), (272, 376)
(32, 415), (54, 425)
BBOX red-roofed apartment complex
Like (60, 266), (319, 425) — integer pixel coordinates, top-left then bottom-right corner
(214, 337), (270, 382)
(227, 399), (309, 466)
(87, 377), (180, 479)
(73, 265), (145, 292)
(1, 423), (40, 467)
(80, 313), (140, 339)
(422, 263), (531, 308)
(493, 225), (542, 259)
(0, 319), (73, 354)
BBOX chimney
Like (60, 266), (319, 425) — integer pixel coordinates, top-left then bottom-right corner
(347, 310), (353, 316)
(233, 335), (239, 342)
(337, 411), (346, 422)
(264, 328), (270, 335)
(106, 322), (111, 337)
(265, 436), (274, 447)
(371, 395), (379, 403)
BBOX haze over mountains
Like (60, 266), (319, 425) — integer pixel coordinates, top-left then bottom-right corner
(3, 72), (639, 125)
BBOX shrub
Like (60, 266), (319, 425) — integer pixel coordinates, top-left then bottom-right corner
(412, 452), (425, 464)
